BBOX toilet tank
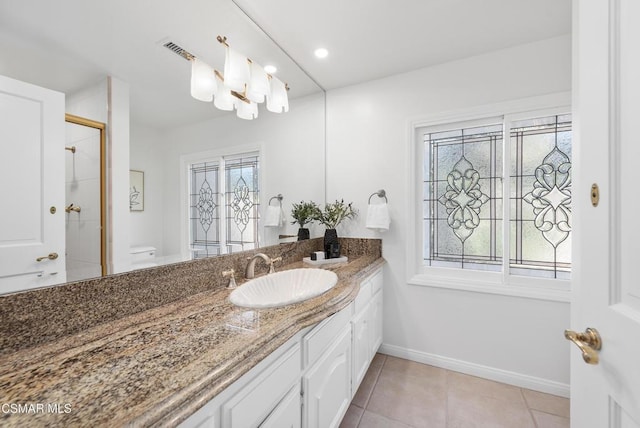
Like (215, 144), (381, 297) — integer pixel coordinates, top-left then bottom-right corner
(130, 246), (156, 264)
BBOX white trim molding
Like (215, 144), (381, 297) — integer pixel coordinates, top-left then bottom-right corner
(407, 274), (571, 302)
(379, 343), (570, 398)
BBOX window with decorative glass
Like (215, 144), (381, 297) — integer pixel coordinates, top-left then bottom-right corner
(421, 113), (571, 280)
(189, 152), (260, 259)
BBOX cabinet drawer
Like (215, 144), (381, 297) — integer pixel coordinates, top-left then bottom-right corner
(303, 303), (352, 368)
(354, 268), (383, 314)
(222, 343), (301, 428)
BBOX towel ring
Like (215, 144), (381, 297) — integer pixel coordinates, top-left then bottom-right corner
(368, 189), (388, 204)
(269, 194), (283, 206)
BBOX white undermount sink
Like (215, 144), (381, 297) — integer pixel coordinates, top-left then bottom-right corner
(229, 268), (339, 309)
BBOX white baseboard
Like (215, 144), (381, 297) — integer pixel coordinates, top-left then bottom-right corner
(378, 343), (570, 398)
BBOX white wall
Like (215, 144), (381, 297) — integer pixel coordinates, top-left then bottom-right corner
(66, 80), (108, 124)
(325, 35), (572, 395)
(130, 123), (165, 257)
(152, 92), (325, 260)
(108, 77), (131, 274)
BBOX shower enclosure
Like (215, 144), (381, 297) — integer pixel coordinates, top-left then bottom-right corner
(64, 114), (106, 282)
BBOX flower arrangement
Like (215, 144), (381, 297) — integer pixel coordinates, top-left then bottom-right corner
(290, 201), (321, 228)
(314, 199), (358, 229)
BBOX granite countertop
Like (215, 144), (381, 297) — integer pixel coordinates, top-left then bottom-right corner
(0, 255), (384, 427)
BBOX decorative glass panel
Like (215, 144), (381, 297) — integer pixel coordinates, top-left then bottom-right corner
(423, 123), (503, 270)
(189, 152), (260, 260)
(225, 154), (260, 253)
(190, 161), (220, 259)
(510, 114), (571, 279)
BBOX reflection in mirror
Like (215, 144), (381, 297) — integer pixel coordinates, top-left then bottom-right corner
(65, 114), (107, 282)
(0, 0), (325, 293)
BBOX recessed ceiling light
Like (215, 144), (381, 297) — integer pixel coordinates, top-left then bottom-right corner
(264, 65), (277, 74)
(314, 48), (329, 59)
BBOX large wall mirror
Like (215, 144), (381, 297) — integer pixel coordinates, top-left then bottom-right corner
(0, 0), (325, 291)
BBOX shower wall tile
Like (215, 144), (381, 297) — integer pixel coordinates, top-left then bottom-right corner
(66, 119), (97, 141)
(65, 178), (101, 221)
(65, 127), (101, 182)
(65, 220), (101, 264)
(66, 259), (102, 283)
(66, 122), (102, 282)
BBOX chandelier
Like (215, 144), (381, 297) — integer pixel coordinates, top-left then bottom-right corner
(189, 35), (289, 120)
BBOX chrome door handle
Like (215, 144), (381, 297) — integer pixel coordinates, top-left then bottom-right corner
(36, 252), (59, 262)
(564, 327), (602, 365)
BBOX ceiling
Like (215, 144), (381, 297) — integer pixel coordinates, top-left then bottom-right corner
(0, 0), (571, 129)
(234, 0), (572, 90)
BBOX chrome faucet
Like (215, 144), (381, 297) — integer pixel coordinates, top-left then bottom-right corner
(245, 253), (282, 279)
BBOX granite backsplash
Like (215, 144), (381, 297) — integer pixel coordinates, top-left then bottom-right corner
(0, 237), (381, 355)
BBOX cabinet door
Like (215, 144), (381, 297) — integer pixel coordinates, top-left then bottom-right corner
(222, 343), (300, 428)
(351, 303), (371, 395)
(260, 385), (301, 428)
(370, 290), (383, 357)
(303, 325), (352, 428)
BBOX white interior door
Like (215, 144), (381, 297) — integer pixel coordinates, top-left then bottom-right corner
(0, 74), (66, 293)
(572, 0), (640, 427)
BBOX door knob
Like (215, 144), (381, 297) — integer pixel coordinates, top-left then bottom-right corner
(36, 252), (59, 262)
(564, 327), (602, 365)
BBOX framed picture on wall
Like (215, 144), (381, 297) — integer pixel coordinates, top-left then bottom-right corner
(130, 170), (144, 211)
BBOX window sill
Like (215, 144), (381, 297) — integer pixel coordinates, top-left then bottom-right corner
(408, 273), (571, 303)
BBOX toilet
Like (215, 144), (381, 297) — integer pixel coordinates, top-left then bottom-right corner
(129, 246), (158, 270)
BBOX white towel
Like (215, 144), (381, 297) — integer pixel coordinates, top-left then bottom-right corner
(264, 205), (285, 227)
(366, 203), (390, 232)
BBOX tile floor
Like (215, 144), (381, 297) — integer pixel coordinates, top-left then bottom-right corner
(340, 354), (570, 428)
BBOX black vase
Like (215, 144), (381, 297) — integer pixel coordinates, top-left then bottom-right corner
(324, 228), (340, 258)
(297, 228), (310, 241)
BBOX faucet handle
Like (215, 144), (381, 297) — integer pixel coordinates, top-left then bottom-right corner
(222, 269), (237, 289)
(269, 257), (282, 274)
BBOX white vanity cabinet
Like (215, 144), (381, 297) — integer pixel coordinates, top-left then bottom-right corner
(302, 324), (352, 428)
(350, 268), (384, 396)
(369, 271), (384, 357)
(179, 341), (302, 428)
(179, 266), (383, 428)
(351, 298), (372, 391)
(221, 343), (301, 428)
(260, 385), (301, 428)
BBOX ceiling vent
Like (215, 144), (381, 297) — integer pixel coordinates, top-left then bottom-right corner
(163, 41), (195, 61)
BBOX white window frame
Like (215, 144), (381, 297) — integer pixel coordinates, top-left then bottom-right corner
(179, 143), (264, 261)
(406, 92), (572, 302)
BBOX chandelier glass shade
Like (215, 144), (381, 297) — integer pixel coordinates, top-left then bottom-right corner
(189, 36), (289, 120)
